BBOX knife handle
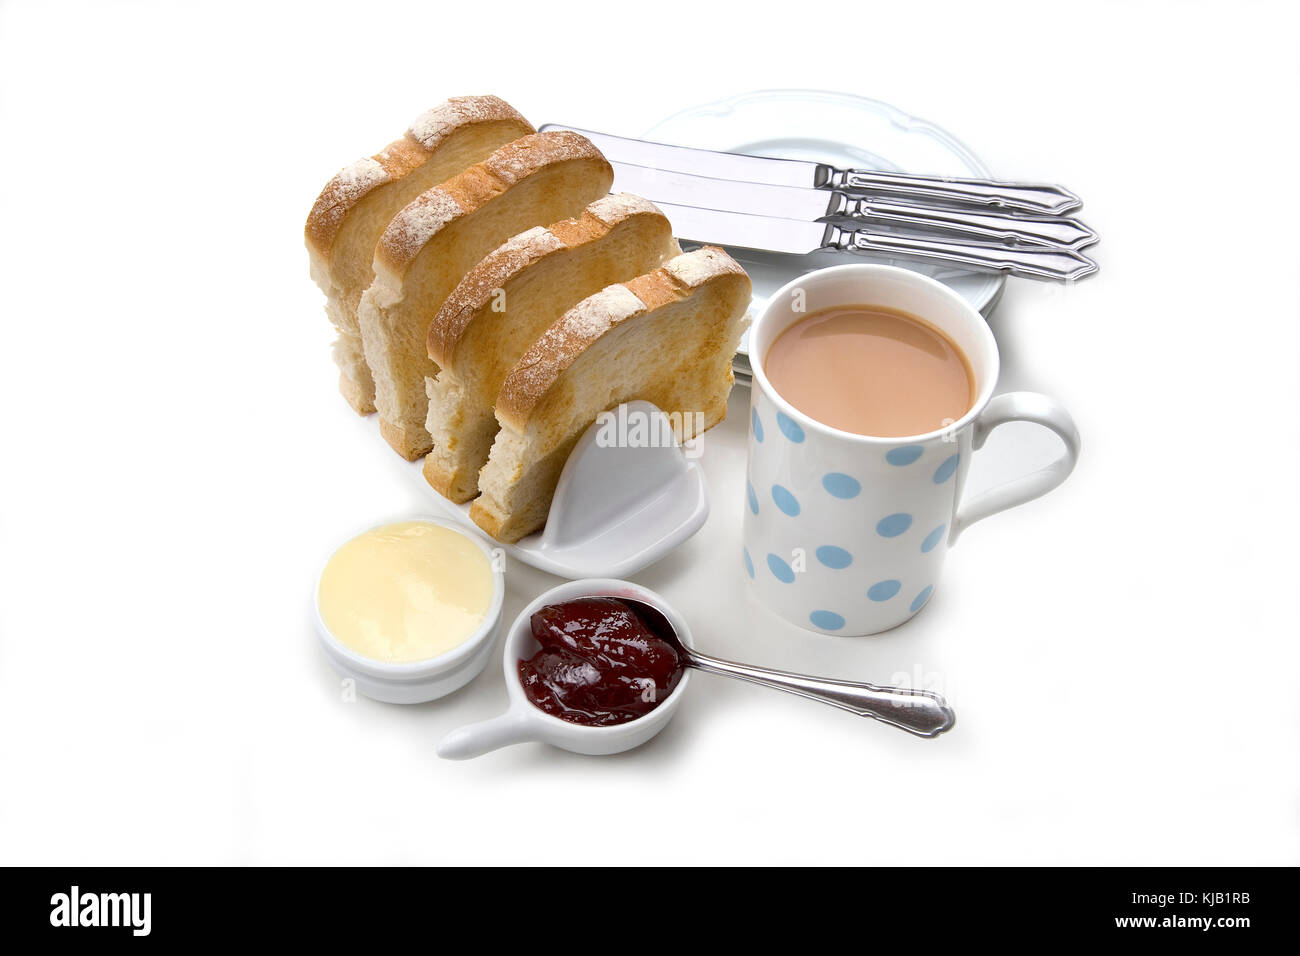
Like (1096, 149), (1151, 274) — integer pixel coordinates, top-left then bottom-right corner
(823, 223), (1098, 282)
(830, 197), (1098, 250)
(825, 167), (1082, 216)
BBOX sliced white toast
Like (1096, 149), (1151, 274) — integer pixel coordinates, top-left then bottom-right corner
(305, 96), (533, 414)
(358, 131), (613, 459)
(423, 194), (680, 501)
(470, 247), (752, 542)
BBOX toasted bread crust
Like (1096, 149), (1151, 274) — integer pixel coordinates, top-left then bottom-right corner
(467, 502), (508, 541)
(372, 131), (610, 275)
(378, 417), (427, 461)
(304, 95), (531, 257)
(494, 247), (747, 431)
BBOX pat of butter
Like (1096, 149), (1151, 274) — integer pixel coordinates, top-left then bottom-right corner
(318, 521), (493, 663)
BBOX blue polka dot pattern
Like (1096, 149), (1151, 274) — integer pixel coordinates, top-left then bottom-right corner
(747, 481), (759, 515)
(751, 408), (763, 442)
(822, 472), (861, 499)
(909, 586), (934, 613)
(867, 579), (901, 602)
(771, 484), (800, 516)
(743, 548), (755, 579)
(815, 545), (853, 569)
(886, 445), (924, 466)
(767, 553), (795, 583)
(933, 454), (959, 484)
(921, 525), (946, 553)
(775, 411), (805, 443)
(810, 610), (845, 631)
(876, 513), (913, 538)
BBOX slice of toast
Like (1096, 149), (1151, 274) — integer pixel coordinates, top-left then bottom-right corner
(359, 131), (613, 459)
(305, 96), (533, 414)
(423, 194), (680, 501)
(470, 247), (752, 542)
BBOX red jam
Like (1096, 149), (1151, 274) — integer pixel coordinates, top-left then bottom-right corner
(518, 597), (683, 726)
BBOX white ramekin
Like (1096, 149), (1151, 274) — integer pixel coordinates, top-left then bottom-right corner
(313, 515), (505, 704)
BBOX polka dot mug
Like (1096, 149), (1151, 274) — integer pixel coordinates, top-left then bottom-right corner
(743, 264), (1080, 636)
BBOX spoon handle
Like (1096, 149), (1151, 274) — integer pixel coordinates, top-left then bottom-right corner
(686, 653), (955, 738)
(437, 709), (537, 760)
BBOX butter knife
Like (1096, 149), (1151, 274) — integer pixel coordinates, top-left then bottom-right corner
(656, 201), (1098, 282)
(611, 161), (1097, 250)
(543, 124), (1082, 215)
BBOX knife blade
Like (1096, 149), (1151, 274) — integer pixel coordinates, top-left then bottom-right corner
(543, 124), (1082, 215)
(611, 161), (1097, 250)
(654, 201), (1098, 282)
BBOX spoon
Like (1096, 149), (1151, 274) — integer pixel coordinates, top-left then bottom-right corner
(621, 599), (956, 738)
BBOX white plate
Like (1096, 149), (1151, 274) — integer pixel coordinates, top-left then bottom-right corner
(643, 89), (1007, 372)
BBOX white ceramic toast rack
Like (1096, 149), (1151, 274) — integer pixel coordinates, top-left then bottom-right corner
(404, 401), (708, 578)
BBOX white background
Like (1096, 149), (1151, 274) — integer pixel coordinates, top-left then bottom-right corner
(1, 0), (1297, 865)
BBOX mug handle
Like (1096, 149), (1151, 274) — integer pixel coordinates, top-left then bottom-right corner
(950, 392), (1080, 544)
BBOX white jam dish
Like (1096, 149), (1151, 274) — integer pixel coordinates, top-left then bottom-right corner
(437, 579), (694, 758)
(313, 516), (505, 704)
